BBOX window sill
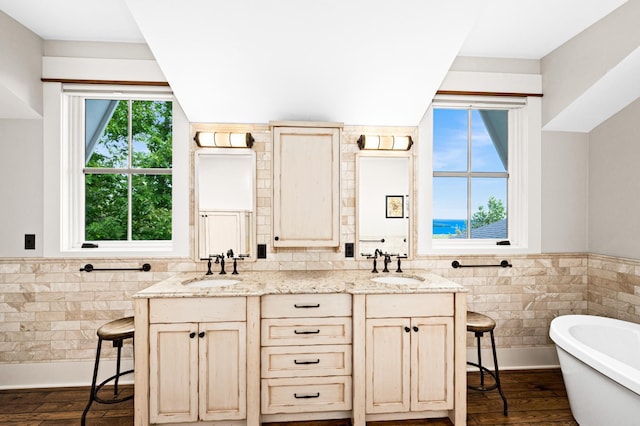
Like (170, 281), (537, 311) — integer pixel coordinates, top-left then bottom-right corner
(60, 242), (178, 258)
(423, 241), (538, 256)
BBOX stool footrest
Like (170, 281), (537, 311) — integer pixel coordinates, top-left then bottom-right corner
(466, 361), (499, 391)
(93, 369), (134, 405)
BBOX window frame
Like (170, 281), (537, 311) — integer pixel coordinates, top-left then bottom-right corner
(417, 95), (541, 255)
(51, 84), (189, 256)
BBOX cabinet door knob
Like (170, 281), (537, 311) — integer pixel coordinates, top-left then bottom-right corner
(189, 332), (196, 339)
(404, 326), (411, 333)
(198, 331), (205, 338)
(413, 326), (419, 332)
(274, 236), (279, 241)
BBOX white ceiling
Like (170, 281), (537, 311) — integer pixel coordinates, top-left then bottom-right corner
(0, 0), (629, 126)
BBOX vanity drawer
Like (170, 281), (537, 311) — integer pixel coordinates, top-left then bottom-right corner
(261, 345), (352, 378)
(261, 317), (352, 346)
(261, 376), (352, 414)
(149, 297), (246, 323)
(366, 293), (453, 318)
(261, 293), (352, 318)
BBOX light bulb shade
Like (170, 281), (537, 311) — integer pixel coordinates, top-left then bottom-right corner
(195, 132), (254, 148)
(357, 135), (413, 151)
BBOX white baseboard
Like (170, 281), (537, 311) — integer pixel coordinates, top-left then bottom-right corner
(0, 358), (134, 390)
(0, 346), (559, 390)
(467, 345), (560, 370)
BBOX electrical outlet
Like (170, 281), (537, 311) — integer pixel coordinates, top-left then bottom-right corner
(345, 243), (354, 258)
(257, 244), (267, 259)
(25, 234), (36, 250)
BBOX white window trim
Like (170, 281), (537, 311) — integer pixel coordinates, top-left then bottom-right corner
(417, 95), (541, 255)
(44, 83), (190, 257)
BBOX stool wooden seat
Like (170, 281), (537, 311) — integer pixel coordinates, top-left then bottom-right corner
(81, 316), (134, 425)
(467, 311), (496, 333)
(467, 311), (508, 416)
(98, 316), (135, 341)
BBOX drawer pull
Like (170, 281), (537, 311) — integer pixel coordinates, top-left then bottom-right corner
(294, 392), (320, 399)
(294, 359), (320, 365)
(294, 329), (321, 335)
(294, 303), (320, 308)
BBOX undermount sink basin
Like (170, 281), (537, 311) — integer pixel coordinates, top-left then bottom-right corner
(184, 278), (240, 288)
(371, 276), (423, 285)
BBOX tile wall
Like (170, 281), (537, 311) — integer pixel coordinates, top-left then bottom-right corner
(0, 253), (612, 364)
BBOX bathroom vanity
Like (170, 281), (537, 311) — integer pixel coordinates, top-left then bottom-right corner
(133, 270), (467, 426)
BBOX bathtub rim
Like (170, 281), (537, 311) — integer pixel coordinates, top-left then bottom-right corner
(549, 314), (640, 396)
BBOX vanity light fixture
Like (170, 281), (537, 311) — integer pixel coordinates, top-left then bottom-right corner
(357, 135), (413, 151)
(194, 131), (255, 148)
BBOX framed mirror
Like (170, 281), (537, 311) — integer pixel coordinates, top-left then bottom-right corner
(356, 152), (411, 258)
(195, 149), (255, 260)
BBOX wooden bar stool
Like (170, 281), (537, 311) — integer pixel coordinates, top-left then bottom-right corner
(467, 311), (508, 416)
(81, 316), (134, 425)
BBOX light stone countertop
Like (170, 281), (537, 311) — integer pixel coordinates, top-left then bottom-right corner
(134, 269), (466, 298)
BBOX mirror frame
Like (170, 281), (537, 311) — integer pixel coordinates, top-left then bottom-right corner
(194, 148), (257, 261)
(355, 150), (414, 260)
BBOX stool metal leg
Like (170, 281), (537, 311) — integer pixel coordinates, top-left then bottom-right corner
(81, 337), (103, 426)
(114, 339), (122, 397)
(490, 330), (508, 416)
(476, 332), (484, 387)
(467, 329), (508, 417)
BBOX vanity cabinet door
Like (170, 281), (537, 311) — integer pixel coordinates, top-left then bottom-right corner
(149, 323), (199, 424)
(365, 318), (411, 414)
(411, 317), (454, 411)
(365, 316), (454, 415)
(199, 322), (247, 421)
(272, 124), (340, 248)
(149, 321), (247, 423)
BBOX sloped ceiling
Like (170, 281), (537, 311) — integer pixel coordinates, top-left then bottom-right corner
(124, 0), (482, 125)
(0, 0), (633, 127)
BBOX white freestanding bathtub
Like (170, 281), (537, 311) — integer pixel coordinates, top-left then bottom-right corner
(549, 315), (640, 426)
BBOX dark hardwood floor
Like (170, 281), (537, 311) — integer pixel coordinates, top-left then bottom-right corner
(0, 369), (576, 425)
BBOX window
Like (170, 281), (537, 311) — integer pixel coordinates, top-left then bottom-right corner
(58, 85), (185, 254)
(433, 108), (508, 240)
(84, 98), (172, 242)
(418, 95), (541, 254)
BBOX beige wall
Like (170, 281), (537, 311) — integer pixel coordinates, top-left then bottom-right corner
(541, 131), (588, 253)
(0, 120), (44, 257)
(0, 11), (43, 119)
(589, 97), (640, 258)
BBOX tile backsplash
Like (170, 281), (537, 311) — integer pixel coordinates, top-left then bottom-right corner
(2, 253), (638, 365)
